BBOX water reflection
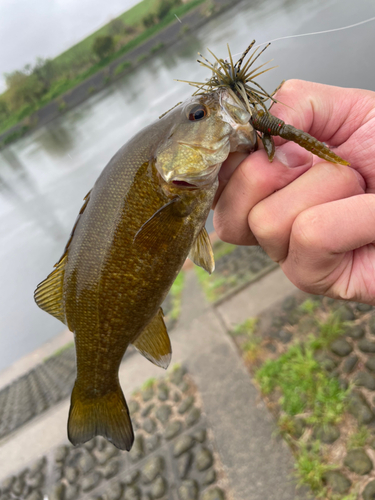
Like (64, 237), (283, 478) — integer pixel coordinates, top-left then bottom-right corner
(0, 0), (374, 371)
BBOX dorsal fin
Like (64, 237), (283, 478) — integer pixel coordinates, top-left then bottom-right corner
(34, 190), (92, 324)
(188, 227), (215, 274)
(132, 308), (171, 369)
(34, 254), (67, 324)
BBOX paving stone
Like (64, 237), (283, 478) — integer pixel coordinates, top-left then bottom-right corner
(336, 305), (355, 321)
(102, 460), (120, 479)
(151, 476), (167, 499)
(141, 456), (164, 484)
(124, 486), (141, 500)
(203, 469), (216, 486)
(178, 396), (195, 415)
(348, 392), (375, 424)
(84, 439), (96, 451)
(65, 484), (79, 500)
(369, 317), (375, 335)
(278, 330), (293, 344)
(123, 470), (140, 486)
(330, 338), (353, 357)
(313, 424), (340, 444)
(324, 471), (351, 494)
(26, 471), (44, 489)
(146, 434), (161, 453)
(366, 357), (375, 372)
(155, 404), (171, 424)
(27, 458), (46, 478)
(143, 418), (157, 434)
(193, 429), (207, 443)
(314, 351), (338, 372)
(363, 479), (375, 500)
(64, 466), (79, 484)
(49, 483), (65, 500)
(12, 476), (25, 496)
(178, 479), (199, 500)
(96, 445), (119, 465)
(186, 407), (201, 427)
(170, 366), (186, 386)
(142, 385), (155, 402)
(1, 477), (14, 493)
(200, 487), (226, 500)
(106, 482), (123, 500)
(78, 452), (96, 473)
(173, 392), (182, 403)
(157, 384), (169, 401)
(196, 447), (214, 471)
(344, 448), (373, 475)
(357, 303), (373, 312)
(342, 355), (359, 374)
(24, 491), (43, 500)
(358, 339), (375, 353)
(174, 435), (195, 457)
(81, 471), (102, 492)
(128, 400), (140, 414)
(55, 446), (69, 463)
(282, 296), (296, 312)
(165, 420), (182, 440)
(178, 452), (193, 479)
(346, 324), (365, 339)
(129, 435), (145, 463)
(141, 403), (154, 418)
(180, 381), (190, 392)
(354, 371), (375, 390)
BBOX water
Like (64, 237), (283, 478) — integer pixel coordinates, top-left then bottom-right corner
(0, 0), (374, 372)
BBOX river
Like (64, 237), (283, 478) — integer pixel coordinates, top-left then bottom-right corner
(0, 0), (374, 372)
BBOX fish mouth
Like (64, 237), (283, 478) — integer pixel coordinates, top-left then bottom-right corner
(169, 162), (222, 189)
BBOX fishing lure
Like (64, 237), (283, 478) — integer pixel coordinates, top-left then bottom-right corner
(177, 41), (349, 166)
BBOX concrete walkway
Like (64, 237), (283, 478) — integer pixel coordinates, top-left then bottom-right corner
(0, 267), (312, 499)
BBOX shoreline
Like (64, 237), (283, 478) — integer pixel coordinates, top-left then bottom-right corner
(0, 0), (239, 149)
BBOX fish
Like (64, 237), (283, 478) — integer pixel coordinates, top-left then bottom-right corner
(34, 89), (257, 450)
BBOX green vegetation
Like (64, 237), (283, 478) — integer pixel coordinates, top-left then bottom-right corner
(151, 42), (165, 53)
(45, 341), (74, 360)
(298, 298), (319, 315)
(195, 265), (237, 302)
(347, 426), (370, 449)
(169, 271), (185, 321)
(114, 60), (132, 76)
(0, 0), (205, 139)
(294, 441), (336, 494)
(141, 377), (156, 390)
(310, 312), (345, 350)
(256, 342), (348, 424)
(231, 318), (258, 337)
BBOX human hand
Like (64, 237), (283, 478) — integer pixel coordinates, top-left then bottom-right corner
(213, 80), (375, 304)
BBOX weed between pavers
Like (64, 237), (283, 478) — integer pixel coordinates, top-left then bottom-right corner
(231, 296), (375, 499)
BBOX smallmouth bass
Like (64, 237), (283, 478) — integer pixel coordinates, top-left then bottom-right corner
(34, 90), (257, 450)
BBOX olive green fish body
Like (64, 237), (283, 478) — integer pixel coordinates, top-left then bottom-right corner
(34, 91), (257, 450)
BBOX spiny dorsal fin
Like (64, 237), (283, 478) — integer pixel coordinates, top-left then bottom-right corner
(34, 254), (67, 324)
(188, 227), (215, 274)
(132, 308), (171, 369)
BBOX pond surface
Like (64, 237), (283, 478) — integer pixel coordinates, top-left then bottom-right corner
(0, 0), (374, 371)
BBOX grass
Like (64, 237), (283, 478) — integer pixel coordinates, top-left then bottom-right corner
(299, 298), (320, 315)
(44, 341), (74, 361)
(310, 312), (345, 350)
(256, 341), (348, 425)
(212, 240), (237, 260)
(0, 0), (206, 139)
(141, 377), (156, 390)
(113, 60), (132, 76)
(169, 271), (184, 321)
(195, 265), (237, 302)
(231, 318), (258, 337)
(347, 426), (370, 449)
(294, 441), (335, 495)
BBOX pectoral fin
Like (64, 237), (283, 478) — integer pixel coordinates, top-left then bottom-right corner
(132, 308), (171, 369)
(133, 199), (180, 251)
(188, 227), (215, 274)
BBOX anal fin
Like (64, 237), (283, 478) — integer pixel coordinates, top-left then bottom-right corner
(188, 227), (215, 274)
(132, 308), (171, 369)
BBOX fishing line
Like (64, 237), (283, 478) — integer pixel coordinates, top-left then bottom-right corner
(228, 15), (375, 59)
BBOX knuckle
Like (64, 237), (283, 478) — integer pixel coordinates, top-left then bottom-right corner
(248, 202), (282, 244)
(292, 209), (325, 252)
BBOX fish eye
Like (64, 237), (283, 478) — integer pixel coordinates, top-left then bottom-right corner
(188, 105), (208, 121)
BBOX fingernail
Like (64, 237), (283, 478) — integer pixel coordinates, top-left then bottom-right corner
(274, 142), (312, 169)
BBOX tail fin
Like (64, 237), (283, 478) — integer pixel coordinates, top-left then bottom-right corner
(67, 382), (134, 451)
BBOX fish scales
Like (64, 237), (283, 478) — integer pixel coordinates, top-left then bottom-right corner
(35, 90), (255, 450)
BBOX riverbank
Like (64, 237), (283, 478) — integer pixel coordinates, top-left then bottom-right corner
(0, 0), (238, 150)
